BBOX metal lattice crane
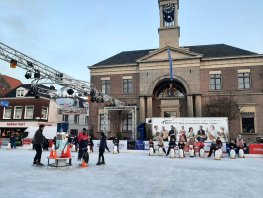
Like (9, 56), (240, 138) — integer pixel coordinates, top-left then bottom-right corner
(0, 42), (124, 106)
(0, 42), (138, 140)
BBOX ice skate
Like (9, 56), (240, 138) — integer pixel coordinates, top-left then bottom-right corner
(149, 147), (154, 156)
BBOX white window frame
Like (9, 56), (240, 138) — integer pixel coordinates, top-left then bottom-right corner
(122, 113), (132, 131)
(123, 76), (133, 94)
(101, 79), (110, 94)
(74, 114), (80, 124)
(3, 106), (12, 119)
(41, 107), (48, 120)
(24, 106), (34, 119)
(209, 71), (222, 91)
(13, 106), (23, 119)
(238, 69), (251, 90)
(98, 109), (110, 132)
(63, 114), (69, 122)
(16, 88), (26, 97)
(85, 116), (89, 125)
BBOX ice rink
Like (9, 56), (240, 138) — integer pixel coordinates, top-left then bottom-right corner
(0, 149), (262, 198)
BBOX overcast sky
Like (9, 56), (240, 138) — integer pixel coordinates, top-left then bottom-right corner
(1, 0), (263, 84)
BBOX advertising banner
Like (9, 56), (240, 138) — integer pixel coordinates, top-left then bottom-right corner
(146, 117), (229, 143)
(249, 144), (263, 154)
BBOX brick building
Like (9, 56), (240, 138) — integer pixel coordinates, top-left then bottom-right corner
(88, 0), (263, 142)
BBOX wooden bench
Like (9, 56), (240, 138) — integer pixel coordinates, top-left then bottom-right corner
(47, 157), (72, 167)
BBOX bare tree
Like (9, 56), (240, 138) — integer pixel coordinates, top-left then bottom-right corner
(204, 94), (239, 123)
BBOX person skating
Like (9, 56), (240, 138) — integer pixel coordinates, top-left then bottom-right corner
(97, 132), (109, 165)
(178, 139), (185, 157)
(88, 137), (94, 152)
(33, 125), (45, 166)
(207, 139), (217, 158)
(157, 134), (166, 155)
(166, 136), (176, 156)
(113, 137), (120, 153)
(149, 139), (155, 153)
(78, 129), (89, 160)
(228, 139), (237, 156)
(10, 134), (17, 149)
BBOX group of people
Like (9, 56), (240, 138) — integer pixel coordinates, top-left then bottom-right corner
(32, 125), (120, 166)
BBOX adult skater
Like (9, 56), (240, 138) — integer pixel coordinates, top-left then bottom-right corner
(33, 125), (45, 166)
(113, 137), (120, 153)
(166, 135), (176, 156)
(78, 129), (89, 160)
(10, 133), (17, 149)
(228, 139), (237, 156)
(97, 132), (109, 165)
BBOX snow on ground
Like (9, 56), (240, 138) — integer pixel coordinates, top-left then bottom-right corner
(0, 149), (262, 198)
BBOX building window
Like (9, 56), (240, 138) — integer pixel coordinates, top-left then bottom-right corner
(74, 115), (79, 124)
(101, 80), (110, 94)
(63, 115), (69, 122)
(85, 116), (89, 124)
(209, 71), (222, 90)
(16, 88), (25, 97)
(25, 106), (34, 119)
(123, 78), (133, 94)
(41, 107), (48, 120)
(122, 114), (132, 131)
(238, 71), (251, 89)
(3, 107), (12, 119)
(14, 106), (23, 119)
(241, 113), (255, 133)
(99, 114), (109, 132)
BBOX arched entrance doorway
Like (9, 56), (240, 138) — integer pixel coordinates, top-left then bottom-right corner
(152, 79), (187, 117)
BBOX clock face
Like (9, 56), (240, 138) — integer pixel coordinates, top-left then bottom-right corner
(163, 3), (175, 23)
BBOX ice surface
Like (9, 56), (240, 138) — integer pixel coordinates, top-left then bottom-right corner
(0, 149), (262, 198)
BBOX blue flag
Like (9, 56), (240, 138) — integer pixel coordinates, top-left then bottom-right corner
(167, 48), (173, 81)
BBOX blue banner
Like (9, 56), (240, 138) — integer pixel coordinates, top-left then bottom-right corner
(167, 48), (173, 81)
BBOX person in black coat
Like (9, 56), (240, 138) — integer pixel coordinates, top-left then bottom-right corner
(88, 137), (94, 152)
(207, 141), (217, 158)
(166, 136), (176, 156)
(96, 132), (110, 165)
(33, 125), (45, 165)
(42, 136), (49, 151)
(228, 139), (237, 156)
(149, 139), (155, 153)
(113, 137), (120, 153)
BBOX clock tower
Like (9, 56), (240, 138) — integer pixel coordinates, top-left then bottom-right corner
(158, 0), (180, 48)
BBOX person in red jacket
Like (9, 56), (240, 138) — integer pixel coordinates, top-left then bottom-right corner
(78, 128), (89, 160)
